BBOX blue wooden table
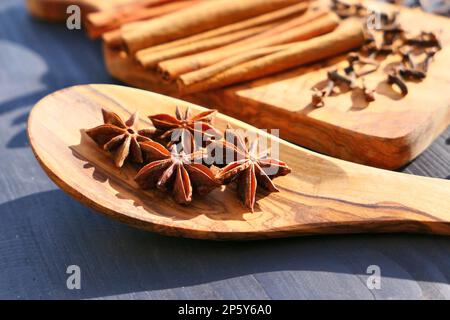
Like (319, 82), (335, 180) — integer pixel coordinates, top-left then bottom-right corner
(0, 0), (449, 299)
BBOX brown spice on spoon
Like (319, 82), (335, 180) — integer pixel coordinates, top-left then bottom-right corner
(210, 126), (291, 212)
(148, 106), (221, 150)
(86, 109), (155, 167)
(86, 109), (291, 210)
(135, 140), (219, 204)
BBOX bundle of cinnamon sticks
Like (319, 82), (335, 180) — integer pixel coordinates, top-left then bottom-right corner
(89, 0), (367, 94)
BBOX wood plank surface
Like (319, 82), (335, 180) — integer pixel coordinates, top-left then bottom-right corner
(0, 0), (449, 299)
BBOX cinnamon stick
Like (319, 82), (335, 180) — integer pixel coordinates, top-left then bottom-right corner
(158, 10), (339, 81)
(135, 21), (283, 68)
(177, 19), (365, 95)
(103, 19), (146, 49)
(179, 44), (293, 87)
(86, 0), (201, 39)
(134, 1), (310, 57)
(122, 0), (303, 54)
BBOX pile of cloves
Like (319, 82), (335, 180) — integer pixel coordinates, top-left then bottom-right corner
(312, 0), (441, 107)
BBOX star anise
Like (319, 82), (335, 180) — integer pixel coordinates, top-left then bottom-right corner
(148, 106), (221, 151)
(86, 109), (155, 167)
(210, 127), (291, 212)
(135, 140), (219, 204)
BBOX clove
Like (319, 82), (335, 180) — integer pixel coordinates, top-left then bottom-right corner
(311, 69), (357, 107)
(346, 52), (379, 77)
(387, 71), (408, 96)
(398, 66), (426, 80)
(361, 79), (375, 102)
(379, 11), (399, 27)
(311, 1), (441, 106)
(421, 48), (438, 73)
(382, 25), (405, 45)
(405, 31), (441, 49)
(399, 48), (415, 68)
(311, 72), (339, 107)
(328, 69), (357, 89)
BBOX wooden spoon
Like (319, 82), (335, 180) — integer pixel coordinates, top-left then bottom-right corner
(27, 84), (450, 240)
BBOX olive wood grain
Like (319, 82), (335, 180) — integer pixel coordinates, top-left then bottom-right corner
(27, 84), (450, 240)
(104, 1), (450, 170)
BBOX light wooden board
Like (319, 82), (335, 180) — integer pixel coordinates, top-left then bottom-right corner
(104, 2), (450, 169)
(28, 84), (450, 240)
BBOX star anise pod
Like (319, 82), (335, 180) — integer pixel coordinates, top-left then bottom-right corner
(148, 106), (221, 151)
(135, 140), (219, 204)
(86, 109), (155, 167)
(211, 127), (291, 212)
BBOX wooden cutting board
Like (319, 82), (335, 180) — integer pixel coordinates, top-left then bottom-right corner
(26, 0), (450, 169)
(104, 2), (450, 170)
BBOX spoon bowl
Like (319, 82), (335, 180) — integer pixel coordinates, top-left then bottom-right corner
(28, 84), (450, 239)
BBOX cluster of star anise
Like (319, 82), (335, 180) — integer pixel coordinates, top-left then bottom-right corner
(85, 107), (291, 211)
(312, 0), (441, 106)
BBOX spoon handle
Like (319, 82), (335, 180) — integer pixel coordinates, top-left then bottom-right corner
(291, 161), (450, 236)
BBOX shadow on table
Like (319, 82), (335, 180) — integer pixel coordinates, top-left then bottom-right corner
(0, 1), (118, 149)
(0, 189), (449, 299)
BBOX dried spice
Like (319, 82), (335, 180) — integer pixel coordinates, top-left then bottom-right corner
(331, 0), (366, 19)
(387, 71), (408, 96)
(312, 68), (377, 107)
(210, 127), (291, 212)
(312, 84), (334, 107)
(86, 109), (155, 167)
(135, 140), (219, 204)
(404, 31), (441, 49)
(312, 0), (441, 106)
(149, 106), (221, 151)
(345, 52), (379, 77)
(86, 109), (291, 210)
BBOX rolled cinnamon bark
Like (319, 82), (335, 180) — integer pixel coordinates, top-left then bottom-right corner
(177, 19), (365, 95)
(179, 44), (293, 87)
(86, 0), (201, 39)
(122, 0), (303, 54)
(103, 19), (146, 49)
(134, 1), (310, 57)
(103, 29), (125, 49)
(135, 21), (283, 68)
(158, 10), (338, 81)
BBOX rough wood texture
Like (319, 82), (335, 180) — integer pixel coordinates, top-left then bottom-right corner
(2, 0), (450, 298)
(28, 84), (450, 240)
(104, 1), (450, 170)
